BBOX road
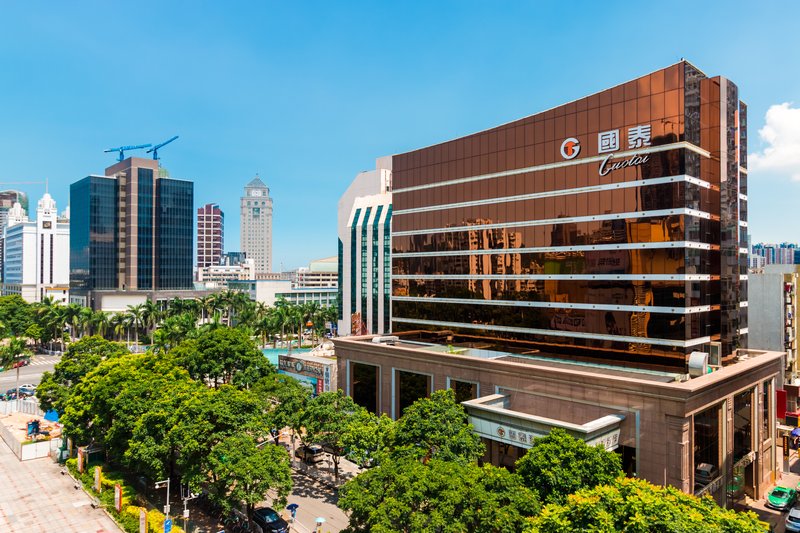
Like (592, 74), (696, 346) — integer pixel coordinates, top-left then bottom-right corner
(0, 354), (60, 391)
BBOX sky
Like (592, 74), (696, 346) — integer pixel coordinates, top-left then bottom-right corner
(0, 1), (798, 269)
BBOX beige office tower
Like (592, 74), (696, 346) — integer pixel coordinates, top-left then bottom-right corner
(240, 176), (273, 273)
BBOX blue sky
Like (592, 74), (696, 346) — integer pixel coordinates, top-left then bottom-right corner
(1, 1), (798, 269)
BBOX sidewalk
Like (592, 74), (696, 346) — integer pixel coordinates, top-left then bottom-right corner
(0, 435), (121, 532)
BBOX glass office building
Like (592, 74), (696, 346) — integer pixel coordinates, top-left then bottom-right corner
(391, 62), (748, 368)
(70, 158), (194, 304)
(69, 176), (119, 292)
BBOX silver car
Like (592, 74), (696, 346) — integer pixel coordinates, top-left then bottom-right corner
(786, 507), (800, 533)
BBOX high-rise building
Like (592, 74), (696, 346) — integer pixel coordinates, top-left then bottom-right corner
(70, 157), (194, 307)
(240, 176), (273, 273)
(0, 190), (29, 282)
(335, 62), (781, 504)
(338, 158), (392, 336)
(197, 203), (224, 268)
(2, 193), (70, 303)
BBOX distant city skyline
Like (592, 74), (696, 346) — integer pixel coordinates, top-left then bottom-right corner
(1, 2), (798, 269)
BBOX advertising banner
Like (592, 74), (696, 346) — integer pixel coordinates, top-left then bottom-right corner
(77, 447), (85, 473)
(94, 465), (102, 492)
(140, 508), (147, 533)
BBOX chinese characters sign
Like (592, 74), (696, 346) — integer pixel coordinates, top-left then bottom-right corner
(598, 125), (652, 153)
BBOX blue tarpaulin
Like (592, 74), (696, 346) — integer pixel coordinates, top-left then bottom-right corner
(43, 410), (59, 422)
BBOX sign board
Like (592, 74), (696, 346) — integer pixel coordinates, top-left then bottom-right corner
(139, 508), (147, 533)
(77, 447), (85, 473)
(470, 416), (621, 451)
(784, 435), (791, 458)
(114, 483), (122, 512)
(164, 518), (172, 533)
(94, 466), (102, 493)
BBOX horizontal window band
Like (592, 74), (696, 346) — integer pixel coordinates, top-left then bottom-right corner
(395, 174), (713, 216)
(392, 240), (715, 259)
(394, 141), (712, 194)
(392, 274), (714, 281)
(393, 295), (714, 315)
(391, 317), (711, 348)
(393, 208), (713, 237)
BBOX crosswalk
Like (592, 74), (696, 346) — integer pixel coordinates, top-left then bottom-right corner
(25, 356), (61, 367)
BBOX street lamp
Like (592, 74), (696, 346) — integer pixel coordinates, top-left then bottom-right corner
(154, 478), (171, 522)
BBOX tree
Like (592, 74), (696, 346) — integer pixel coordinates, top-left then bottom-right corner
(0, 295), (34, 337)
(525, 477), (764, 533)
(338, 457), (540, 533)
(341, 409), (395, 468)
(303, 390), (366, 480)
(171, 327), (270, 388)
(515, 428), (622, 505)
(255, 373), (311, 447)
(208, 434), (292, 520)
(1, 336), (31, 368)
(392, 389), (484, 464)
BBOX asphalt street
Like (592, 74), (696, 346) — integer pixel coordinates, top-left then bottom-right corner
(0, 354), (60, 391)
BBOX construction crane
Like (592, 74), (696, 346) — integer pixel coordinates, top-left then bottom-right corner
(146, 135), (179, 161)
(104, 143), (152, 162)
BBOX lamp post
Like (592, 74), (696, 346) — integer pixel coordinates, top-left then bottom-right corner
(155, 478), (171, 523)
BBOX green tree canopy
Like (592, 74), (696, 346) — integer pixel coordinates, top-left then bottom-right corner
(338, 457), (540, 533)
(525, 477), (764, 533)
(208, 434), (293, 519)
(303, 390), (366, 480)
(392, 389), (484, 464)
(0, 295), (34, 337)
(515, 428), (622, 505)
(37, 336), (130, 413)
(341, 409), (396, 468)
(171, 327), (271, 388)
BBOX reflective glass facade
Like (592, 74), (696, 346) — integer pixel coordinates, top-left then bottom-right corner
(137, 168), (154, 290)
(69, 176), (118, 292)
(156, 178), (194, 290)
(391, 62), (747, 367)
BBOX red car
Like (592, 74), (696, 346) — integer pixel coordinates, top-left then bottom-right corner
(12, 359), (30, 369)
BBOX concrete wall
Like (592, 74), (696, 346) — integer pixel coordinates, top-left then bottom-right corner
(749, 272), (784, 352)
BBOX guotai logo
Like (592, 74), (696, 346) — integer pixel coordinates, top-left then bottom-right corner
(560, 137), (580, 159)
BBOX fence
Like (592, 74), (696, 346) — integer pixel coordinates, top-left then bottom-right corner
(0, 398), (45, 417)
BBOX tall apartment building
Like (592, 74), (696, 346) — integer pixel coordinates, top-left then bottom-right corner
(197, 203), (224, 268)
(335, 62), (780, 504)
(749, 264), (799, 382)
(70, 157), (194, 308)
(240, 176), (273, 273)
(337, 158), (392, 336)
(1, 193), (70, 303)
(0, 190), (28, 282)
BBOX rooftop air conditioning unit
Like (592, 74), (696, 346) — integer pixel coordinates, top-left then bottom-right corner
(372, 335), (399, 345)
(688, 351), (709, 378)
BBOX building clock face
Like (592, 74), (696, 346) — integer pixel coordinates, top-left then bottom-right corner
(251, 190), (262, 197)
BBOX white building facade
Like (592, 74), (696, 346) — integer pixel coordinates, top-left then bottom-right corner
(2, 194), (70, 303)
(240, 176), (273, 274)
(337, 157), (392, 336)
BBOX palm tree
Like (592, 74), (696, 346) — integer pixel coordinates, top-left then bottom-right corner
(127, 304), (145, 348)
(64, 303), (83, 340)
(91, 311), (111, 340)
(142, 299), (162, 336)
(110, 313), (127, 342)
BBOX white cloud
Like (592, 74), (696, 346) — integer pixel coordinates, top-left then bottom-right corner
(749, 102), (800, 181)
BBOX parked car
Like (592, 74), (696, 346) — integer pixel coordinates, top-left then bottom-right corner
(12, 359), (30, 368)
(252, 507), (289, 533)
(6, 385), (36, 398)
(694, 463), (718, 486)
(294, 444), (325, 464)
(786, 507), (800, 533)
(767, 486), (797, 511)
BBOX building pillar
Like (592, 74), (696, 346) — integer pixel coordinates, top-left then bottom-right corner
(665, 414), (691, 492)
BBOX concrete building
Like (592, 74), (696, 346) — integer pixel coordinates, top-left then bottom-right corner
(229, 278), (337, 308)
(0, 190), (28, 282)
(240, 176), (273, 274)
(334, 61), (775, 504)
(1, 193), (69, 303)
(337, 158), (393, 336)
(196, 259), (255, 289)
(288, 256), (338, 289)
(750, 264), (799, 385)
(70, 157), (194, 309)
(197, 203), (224, 268)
